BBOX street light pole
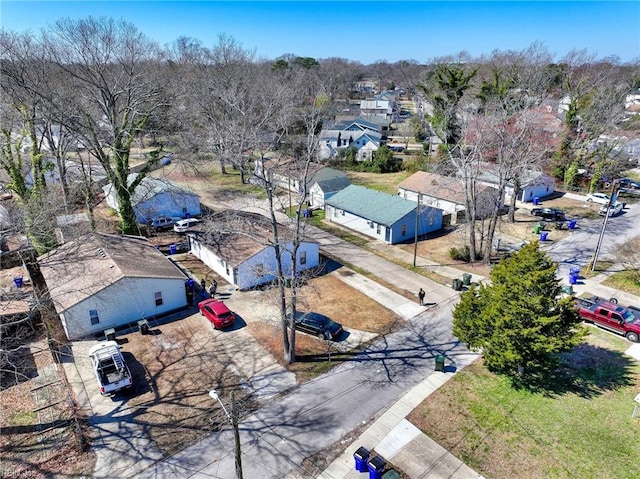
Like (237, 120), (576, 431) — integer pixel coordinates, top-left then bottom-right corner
(209, 390), (243, 479)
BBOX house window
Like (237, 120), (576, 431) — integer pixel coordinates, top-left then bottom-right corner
(300, 251), (307, 265)
(89, 309), (99, 325)
(401, 224), (407, 236)
(376, 224), (381, 234)
(429, 216), (434, 227)
(341, 209), (345, 216)
(255, 264), (265, 276)
(154, 291), (163, 306)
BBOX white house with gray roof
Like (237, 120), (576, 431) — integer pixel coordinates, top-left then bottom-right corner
(325, 185), (443, 244)
(187, 211), (319, 290)
(39, 234), (189, 339)
(103, 175), (201, 224)
(307, 168), (351, 209)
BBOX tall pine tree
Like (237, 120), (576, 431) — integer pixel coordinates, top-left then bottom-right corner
(453, 242), (585, 375)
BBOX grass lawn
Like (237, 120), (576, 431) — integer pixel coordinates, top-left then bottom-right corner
(346, 171), (412, 194)
(602, 270), (640, 297)
(407, 328), (640, 479)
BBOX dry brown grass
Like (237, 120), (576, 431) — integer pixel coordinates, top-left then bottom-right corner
(246, 274), (402, 381)
(124, 314), (254, 456)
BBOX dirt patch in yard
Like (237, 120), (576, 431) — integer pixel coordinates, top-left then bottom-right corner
(123, 314), (256, 457)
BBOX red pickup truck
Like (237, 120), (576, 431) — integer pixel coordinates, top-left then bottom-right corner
(576, 298), (640, 342)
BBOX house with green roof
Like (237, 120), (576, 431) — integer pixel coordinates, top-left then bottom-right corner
(325, 185), (443, 244)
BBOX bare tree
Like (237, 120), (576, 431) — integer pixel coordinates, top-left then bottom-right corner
(40, 17), (170, 235)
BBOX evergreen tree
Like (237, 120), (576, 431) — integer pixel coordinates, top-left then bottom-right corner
(453, 242), (585, 375)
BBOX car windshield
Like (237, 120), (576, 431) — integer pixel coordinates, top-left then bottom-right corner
(623, 310), (636, 323)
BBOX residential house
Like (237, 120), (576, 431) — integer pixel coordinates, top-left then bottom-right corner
(39, 233), (189, 339)
(475, 166), (555, 203)
(318, 129), (382, 161)
(359, 99), (393, 120)
(307, 168), (351, 209)
(325, 185), (443, 244)
(187, 211), (319, 290)
(103, 175), (201, 224)
(398, 171), (500, 224)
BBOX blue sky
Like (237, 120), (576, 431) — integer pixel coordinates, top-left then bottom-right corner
(1, 1), (638, 63)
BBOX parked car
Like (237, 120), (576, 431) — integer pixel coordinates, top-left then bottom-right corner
(575, 298), (640, 342)
(148, 216), (178, 231)
(585, 193), (620, 206)
(598, 202), (624, 217)
(288, 311), (343, 340)
(174, 218), (202, 233)
(198, 299), (235, 329)
(618, 178), (640, 189)
(530, 207), (566, 221)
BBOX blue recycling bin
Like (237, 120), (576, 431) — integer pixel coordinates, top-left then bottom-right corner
(569, 274), (577, 285)
(13, 276), (23, 288)
(570, 267), (580, 276)
(367, 456), (386, 479)
(353, 446), (370, 472)
(169, 244), (177, 254)
(533, 196), (540, 205)
(540, 232), (548, 241)
(568, 219), (577, 230)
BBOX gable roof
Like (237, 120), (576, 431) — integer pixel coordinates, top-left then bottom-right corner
(397, 171), (498, 205)
(192, 210), (316, 266)
(319, 129), (382, 144)
(309, 168), (351, 192)
(103, 175), (198, 206)
(39, 234), (185, 312)
(325, 185), (416, 226)
(323, 118), (381, 133)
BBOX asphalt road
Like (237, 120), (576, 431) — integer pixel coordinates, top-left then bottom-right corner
(133, 299), (475, 479)
(542, 200), (640, 280)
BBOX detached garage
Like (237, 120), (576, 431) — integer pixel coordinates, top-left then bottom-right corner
(39, 233), (188, 339)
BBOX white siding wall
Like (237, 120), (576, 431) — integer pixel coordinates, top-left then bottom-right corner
(309, 183), (325, 209)
(325, 205), (388, 241)
(398, 188), (464, 214)
(61, 277), (187, 339)
(189, 237), (319, 291)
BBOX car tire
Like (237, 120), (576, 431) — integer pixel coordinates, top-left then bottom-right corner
(317, 332), (325, 339)
(586, 198), (592, 202)
(626, 332), (639, 343)
(609, 297), (618, 304)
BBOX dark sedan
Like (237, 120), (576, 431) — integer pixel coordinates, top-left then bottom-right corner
(289, 312), (344, 340)
(530, 207), (566, 221)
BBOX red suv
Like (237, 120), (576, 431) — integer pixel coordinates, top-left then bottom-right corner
(198, 299), (235, 329)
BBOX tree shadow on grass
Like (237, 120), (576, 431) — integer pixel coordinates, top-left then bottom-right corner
(510, 344), (637, 398)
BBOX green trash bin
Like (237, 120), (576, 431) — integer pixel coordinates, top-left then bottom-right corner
(533, 224), (541, 234)
(435, 354), (445, 372)
(462, 273), (472, 286)
(452, 279), (463, 291)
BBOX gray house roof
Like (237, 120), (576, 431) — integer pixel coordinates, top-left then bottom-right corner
(325, 185), (416, 226)
(310, 168), (351, 193)
(102, 175), (198, 206)
(39, 233), (186, 312)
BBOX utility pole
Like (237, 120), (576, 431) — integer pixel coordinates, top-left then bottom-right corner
(209, 390), (243, 479)
(231, 392), (243, 479)
(591, 180), (619, 272)
(413, 193), (420, 267)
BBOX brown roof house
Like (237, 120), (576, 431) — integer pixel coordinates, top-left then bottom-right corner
(39, 233), (188, 339)
(187, 211), (319, 290)
(398, 171), (500, 224)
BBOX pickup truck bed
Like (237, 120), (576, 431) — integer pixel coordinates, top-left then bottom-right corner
(89, 341), (133, 395)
